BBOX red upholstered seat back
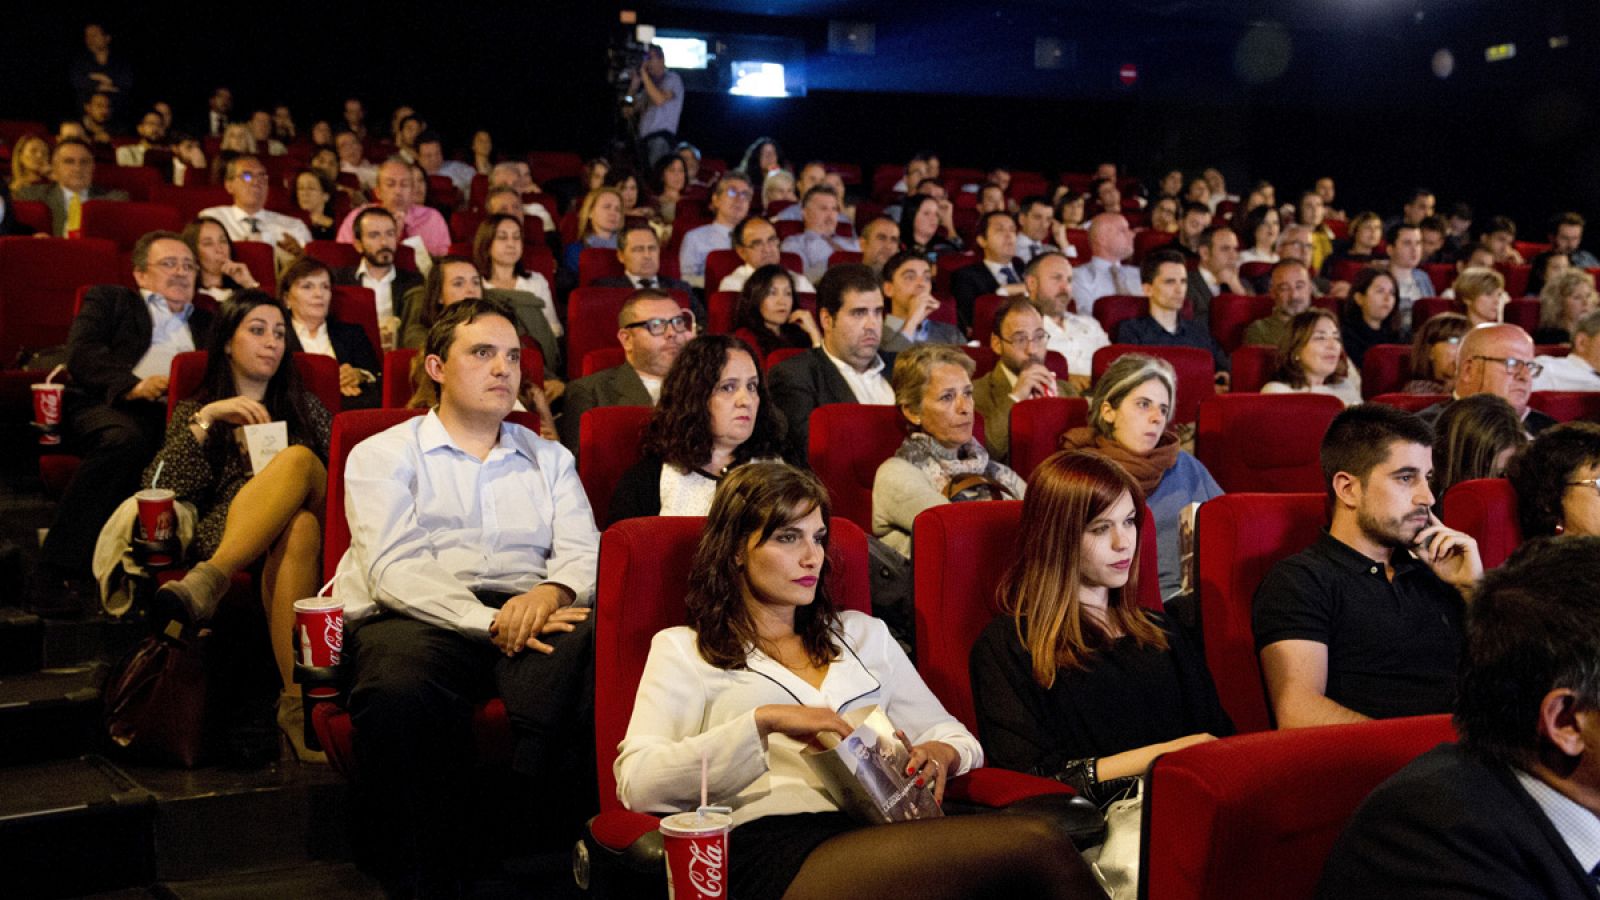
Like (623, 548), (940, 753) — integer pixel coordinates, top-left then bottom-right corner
(330, 286), (381, 361)
(578, 405), (653, 522)
(1196, 492), (1327, 732)
(80, 200), (185, 250)
(807, 404), (908, 531)
(1227, 345), (1277, 393)
(594, 516), (872, 811)
(1371, 392), (1448, 412)
(565, 286), (691, 379)
(1091, 344), (1216, 425)
(0, 237), (122, 362)
(1007, 396), (1089, 480)
(1091, 294), (1147, 341)
(303, 239), (360, 271)
(970, 293), (1008, 346)
(1360, 344), (1411, 398)
(707, 290), (740, 334)
(1410, 296), (1457, 332)
(703, 249), (742, 293)
(578, 247), (624, 287)
(381, 349), (418, 408)
(92, 164), (162, 202)
(1530, 390), (1600, 424)
(167, 351), (342, 420)
(1208, 293), (1272, 354)
(1195, 394), (1344, 493)
(232, 240), (278, 295)
(1142, 714), (1457, 900)
(149, 184), (232, 222)
(1441, 478), (1522, 569)
(913, 500), (1161, 734)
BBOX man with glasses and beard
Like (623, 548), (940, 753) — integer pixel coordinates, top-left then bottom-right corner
(1254, 405), (1483, 729)
(557, 289), (691, 454)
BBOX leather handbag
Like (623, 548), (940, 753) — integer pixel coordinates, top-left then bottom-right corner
(103, 619), (215, 768)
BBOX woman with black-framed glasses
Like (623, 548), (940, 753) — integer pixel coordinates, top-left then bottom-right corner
(1508, 421), (1600, 537)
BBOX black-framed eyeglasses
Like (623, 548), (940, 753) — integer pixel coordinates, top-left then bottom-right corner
(1472, 355), (1543, 378)
(622, 311), (695, 336)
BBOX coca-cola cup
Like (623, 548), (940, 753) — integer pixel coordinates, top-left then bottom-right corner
(292, 597), (344, 668)
(32, 382), (64, 445)
(660, 810), (731, 900)
(135, 488), (177, 566)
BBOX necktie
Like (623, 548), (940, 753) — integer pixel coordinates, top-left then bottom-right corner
(1000, 266), (1019, 285)
(639, 278), (655, 289)
(65, 193), (82, 235)
(244, 216), (260, 239)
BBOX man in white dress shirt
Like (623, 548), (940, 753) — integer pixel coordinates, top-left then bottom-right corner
(1014, 195), (1055, 262)
(780, 185), (860, 284)
(678, 171), (753, 288)
(717, 216), (815, 294)
(335, 130), (377, 190)
(1070, 212), (1142, 317)
(1024, 251), (1106, 390)
(198, 154), (311, 263)
(1535, 311), (1600, 391)
(334, 297), (599, 895)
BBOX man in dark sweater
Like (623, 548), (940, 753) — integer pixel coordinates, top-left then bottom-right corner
(1118, 249), (1230, 386)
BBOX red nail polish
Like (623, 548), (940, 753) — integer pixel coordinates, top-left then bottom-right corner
(906, 765), (915, 775)
(915, 777), (925, 787)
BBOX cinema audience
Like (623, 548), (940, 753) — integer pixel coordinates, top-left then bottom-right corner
(1261, 308), (1363, 406)
(1507, 421), (1600, 538)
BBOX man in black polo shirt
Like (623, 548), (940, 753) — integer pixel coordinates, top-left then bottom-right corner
(1253, 404), (1483, 728)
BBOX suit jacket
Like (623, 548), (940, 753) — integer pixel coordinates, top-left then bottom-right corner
(970, 364), (1071, 463)
(330, 265), (424, 322)
(66, 285), (215, 409)
(768, 347), (895, 466)
(951, 261), (1016, 334)
(558, 363), (653, 454)
(881, 314), (966, 353)
(1318, 744), (1600, 900)
(1418, 399), (1559, 437)
(15, 183), (129, 236)
(1185, 274), (1218, 325)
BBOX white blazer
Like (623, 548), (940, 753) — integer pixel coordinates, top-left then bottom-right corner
(615, 610), (982, 826)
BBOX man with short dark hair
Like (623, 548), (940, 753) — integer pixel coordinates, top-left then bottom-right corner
(717, 216), (815, 294)
(332, 207), (423, 346)
(1418, 214), (1453, 265)
(557, 289), (691, 452)
(952, 211), (1029, 332)
(415, 130), (475, 198)
(335, 297), (598, 895)
(594, 222), (693, 293)
(1549, 211), (1600, 269)
(1184, 224), (1249, 322)
(781, 185), (860, 284)
(31, 232), (214, 611)
(1121, 249), (1230, 379)
(1015, 195), (1054, 262)
(246, 109), (286, 156)
(1384, 187), (1435, 233)
(769, 264), (896, 464)
(15, 138), (127, 235)
(1319, 536), (1600, 899)
(1174, 201), (1212, 259)
(1023, 251), (1106, 390)
(1254, 404), (1482, 728)
(629, 44), (684, 166)
(1419, 324), (1559, 435)
(973, 298), (1072, 461)
(335, 129), (377, 190)
(1534, 310), (1600, 391)
(80, 92), (115, 145)
(115, 109), (166, 167)
(879, 251), (964, 351)
(1242, 259), (1315, 348)
(773, 161), (828, 222)
(199, 154), (312, 261)
(858, 216), (902, 277)
(1385, 223), (1437, 322)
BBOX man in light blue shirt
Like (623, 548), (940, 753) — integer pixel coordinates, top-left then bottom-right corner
(678, 171), (752, 288)
(631, 45), (684, 166)
(780, 185), (860, 284)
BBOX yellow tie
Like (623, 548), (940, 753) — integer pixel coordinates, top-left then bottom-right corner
(65, 193), (82, 235)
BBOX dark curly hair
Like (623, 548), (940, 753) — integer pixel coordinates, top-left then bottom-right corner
(1506, 421), (1600, 537)
(687, 462), (839, 670)
(640, 334), (783, 472)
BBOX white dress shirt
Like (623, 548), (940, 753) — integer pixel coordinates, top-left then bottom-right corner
(332, 410), (600, 638)
(717, 263), (815, 295)
(1533, 353), (1600, 392)
(1515, 769), (1600, 877)
(615, 612), (982, 826)
(823, 346), (895, 405)
(197, 204), (312, 264)
(782, 230), (861, 284)
(984, 258), (1022, 287)
(639, 372), (663, 404)
(341, 160), (378, 190)
(1015, 233), (1050, 262)
(1041, 311), (1110, 376)
(678, 222), (733, 287)
(1070, 256), (1142, 317)
(356, 259), (399, 322)
(292, 319), (336, 358)
(132, 293), (196, 380)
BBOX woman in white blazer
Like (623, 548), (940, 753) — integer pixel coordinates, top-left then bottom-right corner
(614, 462), (1099, 900)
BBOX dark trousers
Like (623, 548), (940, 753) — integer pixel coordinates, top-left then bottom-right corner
(344, 604), (595, 887)
(40, 399), (166, 576)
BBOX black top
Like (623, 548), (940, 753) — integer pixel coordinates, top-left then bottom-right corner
(1117, 315), (1231, 372)
(1252, 531), (1464, 720)
(969, 612), (1232, 780)
(1418, 399), (1561, 437)
(1318, 744), (1600, 900)
(1532, 326), (1572, 346)
(1339, 309), (1403, 367)
(608, 455), (668, 525)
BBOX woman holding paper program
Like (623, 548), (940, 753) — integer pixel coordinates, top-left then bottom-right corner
(142, 290), (332, 760)
(969, 451), (1232, 808)
(616, 463), (1099, 900)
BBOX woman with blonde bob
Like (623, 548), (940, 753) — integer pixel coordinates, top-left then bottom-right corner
(1453, 266), (1508, 328)
(616, 462), (1100, 900)
(562, 186), (624, 272)
(971, 451), (1229, 806)
(1534, 268), (1598, 344)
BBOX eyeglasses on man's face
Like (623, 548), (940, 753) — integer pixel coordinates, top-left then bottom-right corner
(1472, 355), (1543, 379)
(623, 311), (695, 336)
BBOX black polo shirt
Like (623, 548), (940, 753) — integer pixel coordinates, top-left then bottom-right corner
(1252, 531), (1464, 720)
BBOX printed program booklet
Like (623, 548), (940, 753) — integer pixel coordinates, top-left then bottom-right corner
(802, 705), (944, 824)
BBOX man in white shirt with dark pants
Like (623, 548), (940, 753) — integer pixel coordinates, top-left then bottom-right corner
(333, 297), (599, 895)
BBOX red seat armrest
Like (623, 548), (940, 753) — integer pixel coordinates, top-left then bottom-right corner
(944, 767), (1073, 807)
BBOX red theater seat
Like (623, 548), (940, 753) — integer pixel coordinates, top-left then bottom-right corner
(1195, 394), (1343, 493)
(11, 200), (52, 234)
(1196, 492), (1327, 733)
(93, 165), (163, 202)
(304, 240), (360, 271)
(149, 184), (233, 223)
(1498, 263), (1531, 298)
(1091, 295), (1147, 341)
(167, 351), (342, 420)
(330, 286), (381, 361)
(565, 287), (690, 379)
(970, 293), (1008, 346)
(1441, 478), (1522, 569)
(80, 200), (184, 249)
(232, 240), (278, 295)
(0, 237), (122, 363)
(577, 405), (652, 523)
(1227, 346), (1277, 393)
(807, 404), (907, 531)
(1422, 263), (1455, 294)
(828, 250), (863, 269)
(381, 349), (419, 408)
(1411, 296), (1458, 332)
(703, 249), (742, 293)
(578, 248), (624, 287)
(1007, 397), (1089, 480)
(1142, 714), (1457, 900)
(1360, 345), (1411, 398)
(1371, 392), (1447, 413)
(1091, 344), (1215, 425)
(1209, 293), (1272, 353)
(1504, 298), (1540, 333)
(1530, 390), (1600, 423)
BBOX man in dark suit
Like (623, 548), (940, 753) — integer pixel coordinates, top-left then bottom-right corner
(769, 264), (897, 465)
(14, 138), (127, 236)
(1319, 537), (1600, 900)
(590, 223), (702, 322)
(950, 211), (1028, 334)
(331, 208), (422, 345)
(32, 231), (214, 611)
(1417, 324), (1558, 436)
(972, 298), (1074, 462)
(557, 289), (689, 453)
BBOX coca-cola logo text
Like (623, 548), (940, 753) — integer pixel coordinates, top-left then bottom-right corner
(687, 839), (725, 897)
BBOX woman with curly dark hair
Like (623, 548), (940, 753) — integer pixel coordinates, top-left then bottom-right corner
(732, 263), (821, 364)
(607, 333), (785, 523)
(1507, 421), (1600, 538)
(615, 462), (1100, 900)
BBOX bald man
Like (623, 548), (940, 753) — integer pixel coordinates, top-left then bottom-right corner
(1418, 324), (1558, 436)
(1070, 212), (1141, 316)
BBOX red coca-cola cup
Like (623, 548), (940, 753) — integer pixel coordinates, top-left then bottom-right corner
(33, 382), (64, 445)
(293, 597), (344, 668)
(135, 488), (177, 565)
(660, 810), (731, 900)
